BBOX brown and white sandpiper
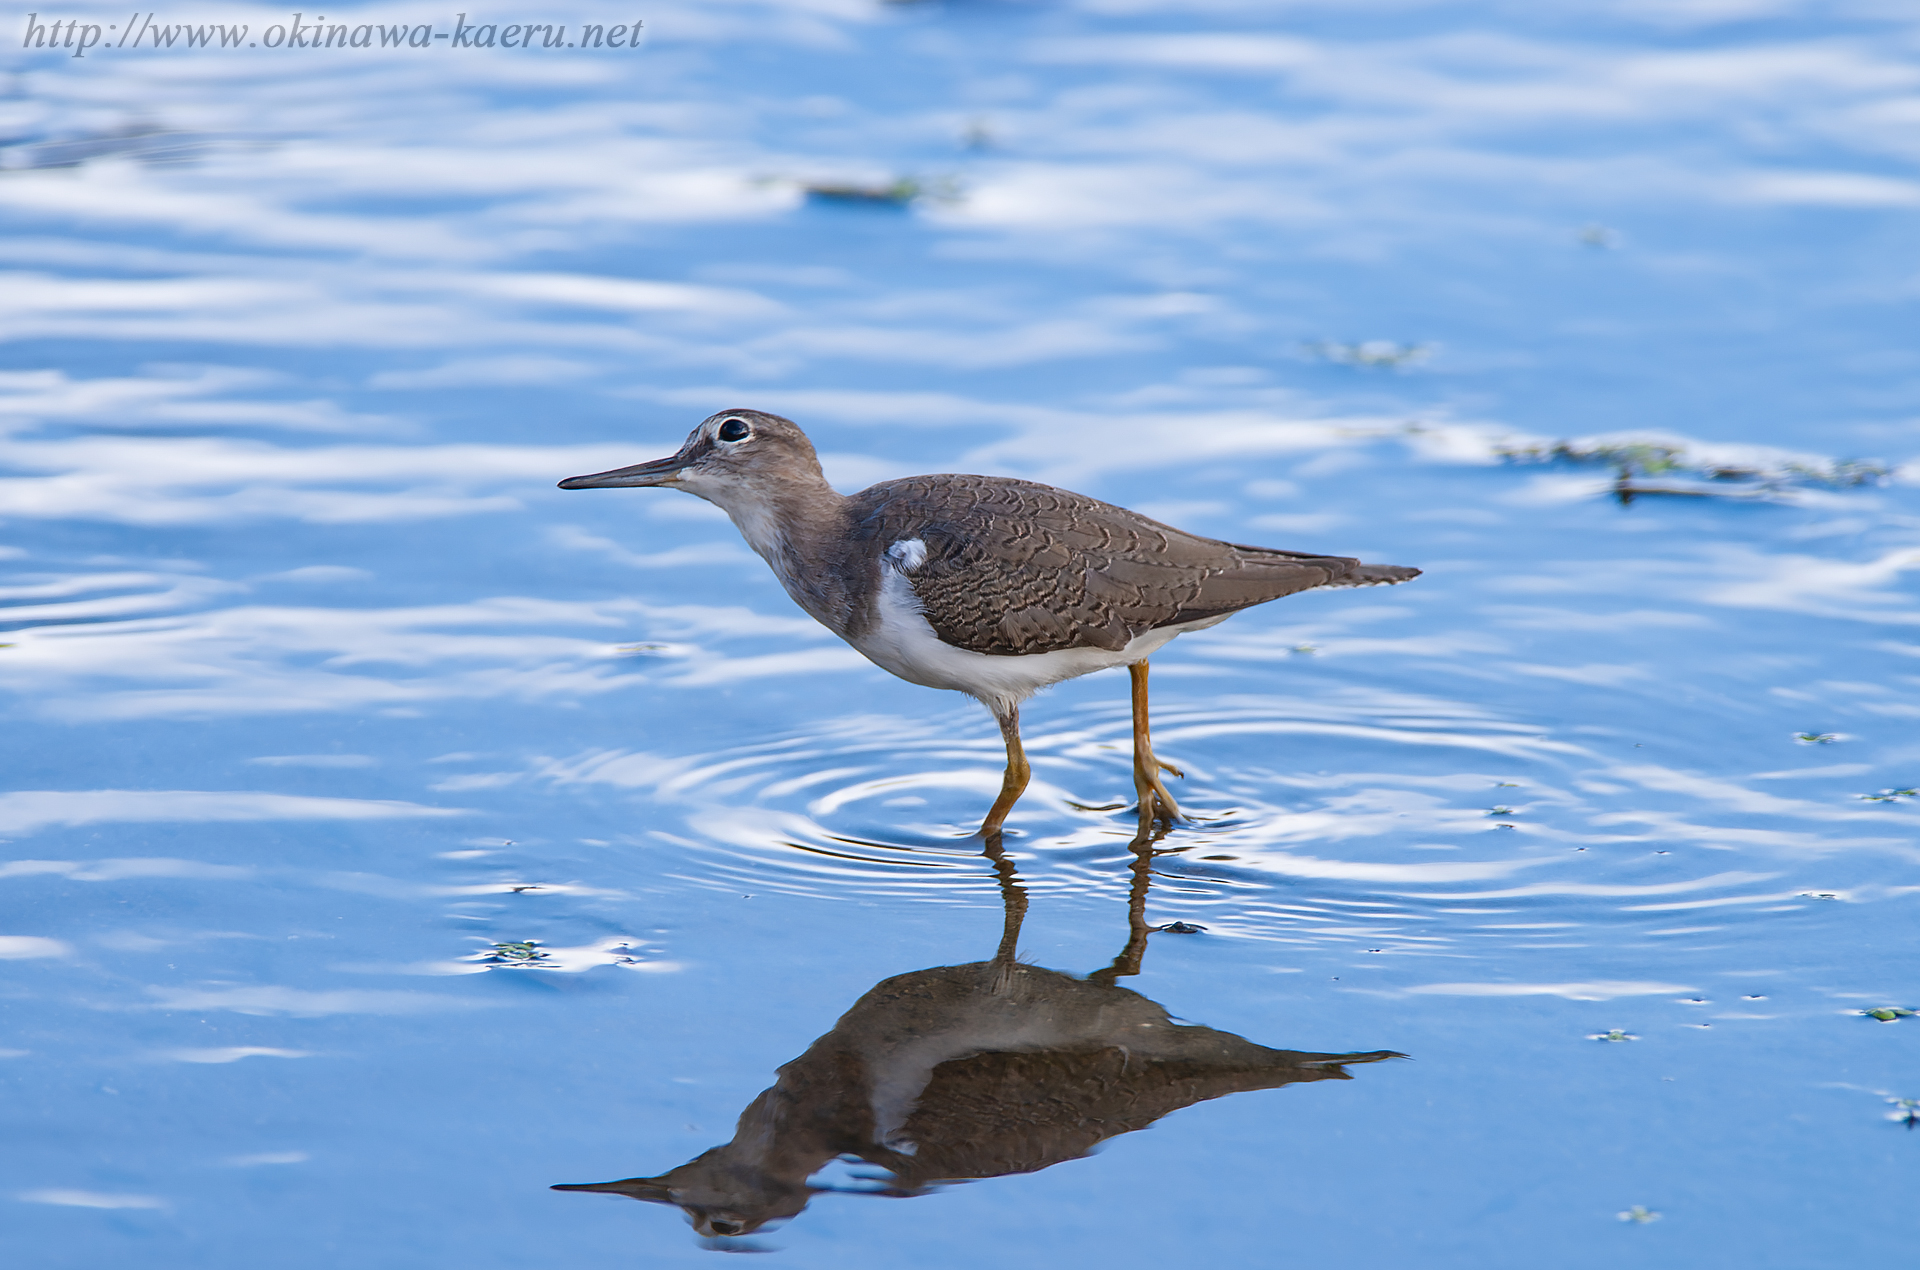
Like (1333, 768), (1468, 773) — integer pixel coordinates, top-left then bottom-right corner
(560, 409), (1420, 835)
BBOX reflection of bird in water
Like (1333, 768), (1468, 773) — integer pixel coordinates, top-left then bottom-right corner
(552, 830), (1403, 1240)
(560, 410), (1419, 835)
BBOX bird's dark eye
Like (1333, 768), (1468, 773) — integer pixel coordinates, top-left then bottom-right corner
(717, 419), (750, 442)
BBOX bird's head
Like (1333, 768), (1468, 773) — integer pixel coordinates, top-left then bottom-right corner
(558, 409), (825, 505)
(552, 1147), (814, 1239)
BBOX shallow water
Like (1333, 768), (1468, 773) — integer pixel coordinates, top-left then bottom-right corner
(4, 3), (1919, 1266)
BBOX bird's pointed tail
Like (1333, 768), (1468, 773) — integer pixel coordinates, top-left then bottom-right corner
(1323, 563), (1420, 587)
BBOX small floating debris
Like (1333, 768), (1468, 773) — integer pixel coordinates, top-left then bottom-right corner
(1608, 482), (1723, 504)
(1616, 1205), (1661, 1224)
(1794, 732), (1840, 745)
(478, 940), (552, 966)
(1494, 437), (1890, 506)
(801, 175), (960, 208)
(1799, 891), (1840, 900)
(1578, 223), (1622, 250)
(614, 643), (668, 657)
(1886, 1097), (1919, 1129)
(1857, 788), (1917, 803)
(807, 179), (917, 206)
(1151, 921), (1207, 934)
(1487, 806), (1516, 817)
(460, 937), (658, 973)
(1289, 643), (1319, 655)
(1589, 1029), (1638, 1042)
(1303, 339), (1433, 370)
(1860, 1007), (1916, 1023)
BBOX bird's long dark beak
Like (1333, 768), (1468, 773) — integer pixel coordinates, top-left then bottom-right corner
(558, 452), (690, 489)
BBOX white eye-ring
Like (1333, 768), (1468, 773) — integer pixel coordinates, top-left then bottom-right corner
(717, 418), (751, 442)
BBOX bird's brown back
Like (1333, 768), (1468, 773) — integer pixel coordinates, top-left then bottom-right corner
(846, 473), (1417, 657)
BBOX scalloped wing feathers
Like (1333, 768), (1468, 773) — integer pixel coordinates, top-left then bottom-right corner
(846, 475), (1417, 657)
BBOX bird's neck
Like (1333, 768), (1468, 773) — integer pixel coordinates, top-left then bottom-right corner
(713, 478), (857, 635)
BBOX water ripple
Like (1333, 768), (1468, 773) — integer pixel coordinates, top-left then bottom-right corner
(522, 688), (1880, 959)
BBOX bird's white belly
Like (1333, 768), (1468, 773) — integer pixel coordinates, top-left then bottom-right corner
(850, 565), (1219, 712)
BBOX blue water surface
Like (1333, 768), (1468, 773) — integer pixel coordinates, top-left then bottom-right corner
(3, 2), (1917, 1266)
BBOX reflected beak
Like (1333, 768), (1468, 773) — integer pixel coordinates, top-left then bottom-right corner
(550, 1177), (676, 1204)
(558, 453), (691, 490)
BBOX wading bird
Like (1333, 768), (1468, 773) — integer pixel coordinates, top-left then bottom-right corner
(560, 410), (1418, 834)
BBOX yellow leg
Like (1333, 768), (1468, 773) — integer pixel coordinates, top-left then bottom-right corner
(979, 704), (1031, 837)
(1130, 661), (1183, 829)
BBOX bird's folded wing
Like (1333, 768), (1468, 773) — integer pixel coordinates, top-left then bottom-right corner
(850, 475), (1409, 657)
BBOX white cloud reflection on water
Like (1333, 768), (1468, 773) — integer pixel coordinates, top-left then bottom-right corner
(1, 589), (868, 719)
(1406, 980), (1696, 1000)
(17, 1188), (169, 1209)
(161, 1046), (312, 1063)
(0, 935), (72, 958)
(143, 985), (494, 1016)
(0, 790), (462, 832)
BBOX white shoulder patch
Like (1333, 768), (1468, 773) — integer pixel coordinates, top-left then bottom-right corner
(886, 538), (928, 571)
